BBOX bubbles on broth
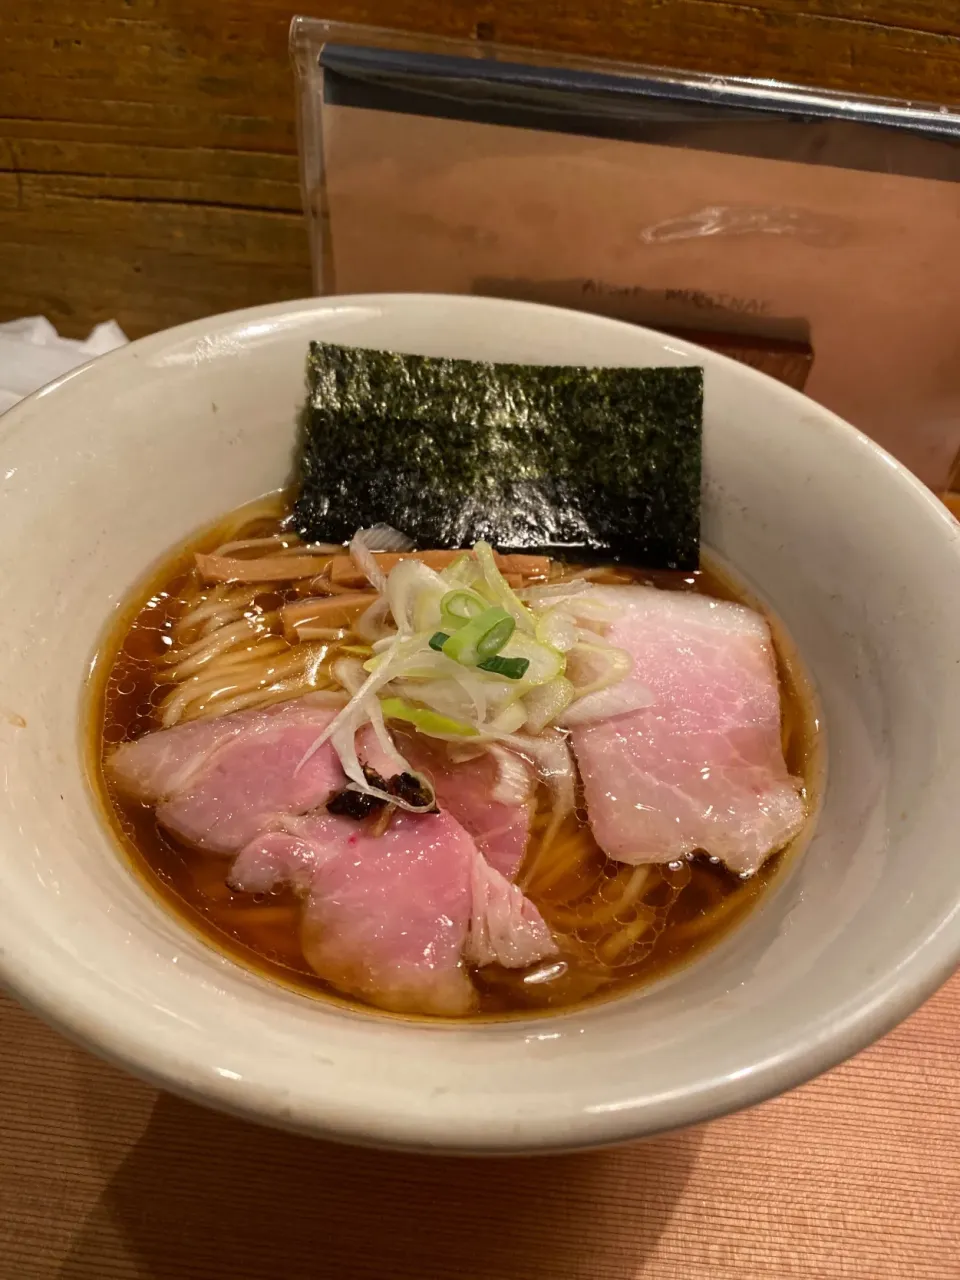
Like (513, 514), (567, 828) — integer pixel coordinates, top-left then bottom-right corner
(92, 496), (817, 1020)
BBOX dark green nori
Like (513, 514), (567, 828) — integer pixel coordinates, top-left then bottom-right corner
(294, 342), (703, 570)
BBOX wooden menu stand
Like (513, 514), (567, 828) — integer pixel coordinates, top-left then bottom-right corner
(665, 327), (814, 394)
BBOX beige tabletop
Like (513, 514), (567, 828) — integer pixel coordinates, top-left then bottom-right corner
(1, 970), (956, 1280)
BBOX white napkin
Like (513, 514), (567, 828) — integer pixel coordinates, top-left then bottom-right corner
(0, 316), (129, 415)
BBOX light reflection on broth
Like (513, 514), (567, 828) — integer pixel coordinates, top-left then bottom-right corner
(89, 493), (819, 1019)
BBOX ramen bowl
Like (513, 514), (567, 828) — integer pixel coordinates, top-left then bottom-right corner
(0, 294), (957, 1153)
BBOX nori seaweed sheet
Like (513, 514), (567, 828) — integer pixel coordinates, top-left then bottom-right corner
(294, 342), (703, 570)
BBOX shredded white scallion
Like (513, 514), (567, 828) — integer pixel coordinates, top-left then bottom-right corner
(311, 533), (632, 789)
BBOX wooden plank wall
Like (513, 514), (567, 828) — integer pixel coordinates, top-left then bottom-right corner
(2, 2), (960, 338)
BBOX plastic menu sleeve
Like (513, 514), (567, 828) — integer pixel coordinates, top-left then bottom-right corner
(292, 17), (960, 494)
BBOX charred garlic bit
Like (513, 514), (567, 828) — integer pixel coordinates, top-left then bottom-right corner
(326, 765), (438, 821)
(389, 772), (437, 811)
(327, 788), (386, 820)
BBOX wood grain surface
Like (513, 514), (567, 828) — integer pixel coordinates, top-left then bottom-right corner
(3, 1), (960, 338)
(0, 974), (957, 1280)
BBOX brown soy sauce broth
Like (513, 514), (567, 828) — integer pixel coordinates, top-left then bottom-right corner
(89, 495), (819, 1020)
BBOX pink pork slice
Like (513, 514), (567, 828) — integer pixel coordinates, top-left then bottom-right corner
(571, 586), (806, 876)
(396, 731), (534, 880)
(106, 697), (393, 854)
(106, 693), (534, 877)
(230, 810), (555, 1017)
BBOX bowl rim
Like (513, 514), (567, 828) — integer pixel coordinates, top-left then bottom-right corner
(1, 291), (959, 1153)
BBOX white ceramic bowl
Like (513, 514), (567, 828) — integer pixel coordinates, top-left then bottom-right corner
(0, 295), (958, 1154)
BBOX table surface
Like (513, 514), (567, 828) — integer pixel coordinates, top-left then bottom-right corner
(1, 976), (957, 1280)
(2, 3), (960, 1276)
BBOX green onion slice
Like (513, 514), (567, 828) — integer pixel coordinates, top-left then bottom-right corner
(441, 606), (515, 667)
(476, 614), (516, 659)
(380, 696), (478, 738)
(439, 553), (478, 586)
(473, 540), (535, 633)
(439, 588), (488, 632)
(477, 654), (530, 680)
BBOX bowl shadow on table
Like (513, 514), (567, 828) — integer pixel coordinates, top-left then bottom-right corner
(58, 1058), (703, 1280)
